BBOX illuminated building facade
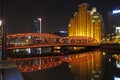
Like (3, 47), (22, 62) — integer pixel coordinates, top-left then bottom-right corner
(68, 3), (103, 43)
(106, 7), (120, 43)
(112, 8), (120, 38)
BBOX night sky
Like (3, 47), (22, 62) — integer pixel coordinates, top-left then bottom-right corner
(0, 0), (120, 34)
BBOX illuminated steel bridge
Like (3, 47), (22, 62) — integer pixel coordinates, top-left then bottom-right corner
(0, 33), (99, 49)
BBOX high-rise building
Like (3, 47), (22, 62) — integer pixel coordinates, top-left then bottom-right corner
(106, 7), (120, 42)
(112, 8), (120, 30)
(106, 12), (113, 35)
(68, 3), (103, 43)
(33, 18), (41, 33)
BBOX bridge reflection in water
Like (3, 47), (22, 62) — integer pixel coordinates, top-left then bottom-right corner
(12, 56), (64, 72)
(10, 50), (101, 73)
(11, 50), (119, 80)
(1, 49), (120, 80)
(9, 50), (102, 80)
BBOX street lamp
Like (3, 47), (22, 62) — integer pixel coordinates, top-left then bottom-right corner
(0, 0), (22, 80)
(1, 0), (7, 60)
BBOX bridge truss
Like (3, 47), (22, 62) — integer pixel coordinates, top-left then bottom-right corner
(0, 33), (99, 49)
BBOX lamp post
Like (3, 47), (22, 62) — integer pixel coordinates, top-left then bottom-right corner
(1, 0), (17, 68)
(0, 0), (22, 80)
(1, 0), (7, 60)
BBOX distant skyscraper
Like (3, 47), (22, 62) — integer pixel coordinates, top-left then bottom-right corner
(68, 3), (103, 43)
(106, 12), (113, 35)
(33, 18), (40, 33)
(107, 7), (120, 38)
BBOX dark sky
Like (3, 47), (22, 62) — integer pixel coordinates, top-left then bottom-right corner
(0, 0), (120, 34)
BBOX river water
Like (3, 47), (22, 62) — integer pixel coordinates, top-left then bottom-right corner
(1, 48), (120, 80)
(19, 49), (120, 80)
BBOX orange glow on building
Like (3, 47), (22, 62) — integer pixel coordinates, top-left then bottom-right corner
(68, 3), (103, 43)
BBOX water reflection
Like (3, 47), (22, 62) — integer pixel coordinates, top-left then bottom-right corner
(11, 49), (120, 80)
(67, 50), (120, 80)
(13, 56), (64, 72)
(67, 50), (102, 80)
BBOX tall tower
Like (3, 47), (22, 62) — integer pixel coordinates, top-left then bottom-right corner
(33, 18), (41, 33)
(78, 3), (88, 36)
(68, 3), (103, 43)
(106, 12), (113, 35)
(68, 12), (78, 36)
(112, 8), (120, 38)
(91, 7), (102, 43)
(107, 7), (120, 42)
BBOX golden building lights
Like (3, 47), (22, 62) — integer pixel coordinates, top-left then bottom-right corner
(68, 3), (103, 43)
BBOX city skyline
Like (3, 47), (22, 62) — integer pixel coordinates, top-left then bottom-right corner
(0, 0), (120, 34)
